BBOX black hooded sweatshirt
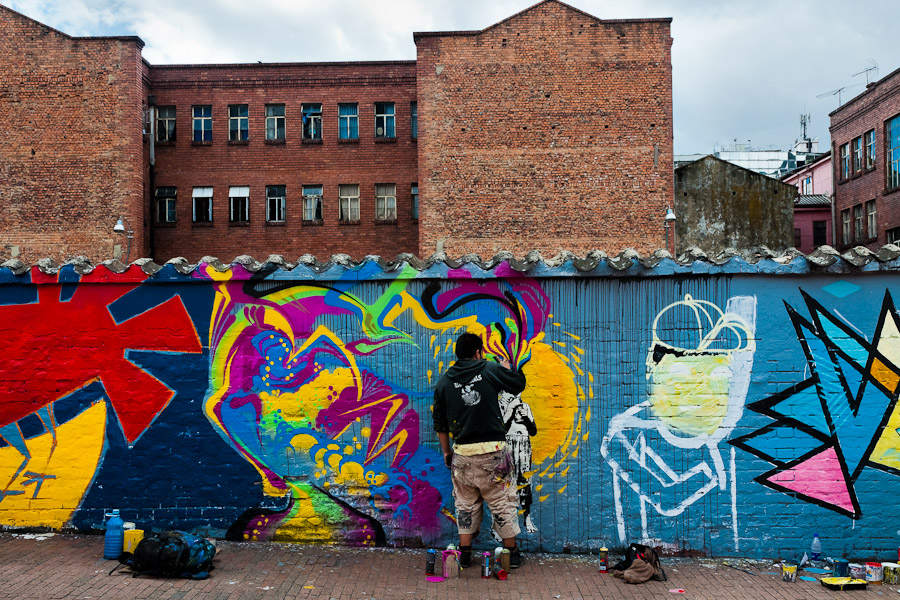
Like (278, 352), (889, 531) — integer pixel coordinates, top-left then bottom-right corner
(433, 359), (527, 445)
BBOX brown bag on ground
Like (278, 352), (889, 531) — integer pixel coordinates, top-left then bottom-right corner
(611, 543), (667, 584)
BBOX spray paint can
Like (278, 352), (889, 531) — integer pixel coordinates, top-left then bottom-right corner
(425, 549), (436, 575)
(598, 547), (609, 572)
(500, 548), (511, 572)
(492, 563), (508, 580)
(481, 551), (491, 578)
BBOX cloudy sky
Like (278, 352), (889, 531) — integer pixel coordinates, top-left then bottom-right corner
(3, 0), (896, 155)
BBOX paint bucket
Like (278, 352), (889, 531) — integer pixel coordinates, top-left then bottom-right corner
(849, 563), (865, 579)
(782, 564), (797, 582)
(866, 562), (883, 584)
(881, 562), (900, 584)
(833, 559), (849, 578)
(123, 529), (144, 553)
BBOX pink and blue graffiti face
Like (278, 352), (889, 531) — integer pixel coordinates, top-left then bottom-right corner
(199, 263), (550, 545)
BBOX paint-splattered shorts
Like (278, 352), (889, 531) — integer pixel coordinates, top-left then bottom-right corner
(451, 449), (521, 539)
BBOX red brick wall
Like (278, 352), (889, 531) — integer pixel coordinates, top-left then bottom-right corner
(415, 1), (673, 258)
(0, 5), (146, 264)
(148, 62), (419, 262)
(830, 67), (900, 250)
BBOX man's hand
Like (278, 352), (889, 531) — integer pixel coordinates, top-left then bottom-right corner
(498, 358), (511, 369)
(444, 451), (453, 468)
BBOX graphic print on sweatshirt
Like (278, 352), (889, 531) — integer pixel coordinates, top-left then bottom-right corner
(454, 374), (483, 406)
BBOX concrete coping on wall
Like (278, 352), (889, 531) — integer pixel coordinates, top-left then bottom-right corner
(2, 245), (899, 281)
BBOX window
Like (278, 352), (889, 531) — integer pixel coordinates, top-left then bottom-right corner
(157, 106), (176, 143)
(800, 176), (812, 194)
(867, 199), (877, 239)
(813, 221), (827, 247)
(229, 186), (249, 223)
(339, 184), (360, 222)
(841, 209), (851, 245)
(302, 104), (322, 140)
(410, 102), (418, 138)
(853, 204), (864, 241)
(266, 185), (286, 223)
(888, 114), (900, 190)
(155, 187), (176, 223)
(852, 136), (863, 174)
(229, 104), (248, 141)
(266, 104), (285, 141)
(375, 102), (395, 138)
(375, 184), (396, 221)
(865, 129), (876, 169)
(794, 228), (801, 248)
(192, 187), (213, 223)
(302, 185), (323, 222)
(411, 183), (419, 219)
(192, 106), (212, 142)
(839, 143), (850, 180)
(338, 103), (358, 140)
(888, 227), (900, 245)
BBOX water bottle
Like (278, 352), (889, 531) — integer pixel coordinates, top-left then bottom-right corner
(104, 510), (125, 559)
(811, 533), (822, 561)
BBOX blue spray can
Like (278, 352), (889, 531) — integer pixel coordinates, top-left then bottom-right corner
(103, 509), (124, 559)
(481, 551), (491, 578)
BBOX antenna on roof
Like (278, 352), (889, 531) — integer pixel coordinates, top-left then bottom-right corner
(800, 114), (810, 141)
(851, 59), (878, 85)
(816, 86), (850, 107)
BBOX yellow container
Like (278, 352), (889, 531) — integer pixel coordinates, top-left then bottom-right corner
(123, 529), (144, 553)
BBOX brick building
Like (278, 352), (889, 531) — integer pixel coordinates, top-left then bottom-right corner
(0, 1), (673, 263)
(782, 152), (833, 254)
(830, 66), (900, 250)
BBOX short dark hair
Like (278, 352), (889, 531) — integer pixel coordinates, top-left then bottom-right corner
(455, 332), (484, 360)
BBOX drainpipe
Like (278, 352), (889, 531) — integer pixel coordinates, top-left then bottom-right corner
(147, 96), (157, 260)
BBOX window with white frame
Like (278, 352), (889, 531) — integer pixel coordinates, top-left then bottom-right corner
(888, 226), (900, 245)
(839, 143), (850, 180)
(375, 102), (395, 138)
(888, 114), (900, 190)
(411, 183), (419, 219)
(229, 104), (248, 141)
(841, 208), (851, 245)
(865, 129), (876, 169)
(339, 104), (358, 139)
(302, 104), (322, 140)
(800, 176), (812, 194)
(192, 187), (213, 223)
(339, 184), (360, 222)
(229, 186), (249, 223)
(375, 184), (396, 221)
(157, 107), (176, 143)
(852, 136), (863, 174)
(266, 104), (285, 141)
(302, 185), (323, 222)
(853, 203), (864, 241)
(266, 185), (286, 223)
(192, 106), (212, 142)
(867, 199), (877, 239)
(410, 102), (417, 138)
(155, 187), (176, 223)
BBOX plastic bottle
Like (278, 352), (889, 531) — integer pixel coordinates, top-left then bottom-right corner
(103, 510), (125, 559)
(811, 533), (822, 561)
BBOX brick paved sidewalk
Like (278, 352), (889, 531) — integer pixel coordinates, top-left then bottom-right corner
(0, 532), (895, 599)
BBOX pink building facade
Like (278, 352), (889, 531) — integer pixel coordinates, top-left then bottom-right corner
(783, 152), (833, 253)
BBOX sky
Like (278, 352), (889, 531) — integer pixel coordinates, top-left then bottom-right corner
(3, 0), (896, 155)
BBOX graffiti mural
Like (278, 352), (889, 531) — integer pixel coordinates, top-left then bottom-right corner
(601, 295), (756, 550)
(2, 260), (900, 557)
(732, 290), (900, 518)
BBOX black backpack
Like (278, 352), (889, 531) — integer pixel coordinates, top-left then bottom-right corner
(115, 531), (216, 579)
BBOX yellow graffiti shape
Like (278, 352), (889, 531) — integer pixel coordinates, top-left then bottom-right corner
(521, 342), (578, 466)
(868, 314), (900, 470)
(0, 402), (106, 528)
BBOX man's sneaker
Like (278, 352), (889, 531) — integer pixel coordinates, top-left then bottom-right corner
(459, 546), (472, 568)
(509, 546), (524, 569)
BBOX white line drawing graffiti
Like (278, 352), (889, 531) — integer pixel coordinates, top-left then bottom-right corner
(600, 295), (756, 550)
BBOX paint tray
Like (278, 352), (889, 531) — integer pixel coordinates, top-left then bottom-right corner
(820, 577), (867, 590)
